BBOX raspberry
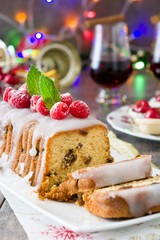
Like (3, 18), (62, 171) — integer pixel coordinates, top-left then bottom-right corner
(0, 67), (3, 75)
(30, 95), (41, 112)
(60, 93), (73, 107)
(8, 89), (16, 106)
(3, 87), (14, 102)
(36, 97), (50, 116)
(19, 83), (28, 91)
(69, 100), (90, 118)
(133, 100), (150, 113)
(9, 90), (31, 108)
(4, 74), (19, 85)
(0, 75), (4, 81)
(50, 102), (69, 120)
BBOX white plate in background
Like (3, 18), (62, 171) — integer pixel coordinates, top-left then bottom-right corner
(107, 105), (160, 141)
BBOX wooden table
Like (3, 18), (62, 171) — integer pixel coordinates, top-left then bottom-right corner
(0, 69), (160, 240)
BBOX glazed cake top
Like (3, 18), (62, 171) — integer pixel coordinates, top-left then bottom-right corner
(0, 100), (107, 149)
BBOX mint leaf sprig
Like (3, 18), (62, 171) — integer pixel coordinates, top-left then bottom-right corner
(26, 64), (41, 96)
(39, 75), (61, 110)
(26, 65), (61, 110)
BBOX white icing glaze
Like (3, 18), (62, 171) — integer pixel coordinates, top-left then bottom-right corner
(36, 146), (46, 187)
(0, 101), (12, 123)
(29, 147), (37, 157)
(19, 163), (25, 175)
(71, 155), (152, 188)
(149, 97), (160, 108)
(0, 153), (8, 167)
(2, 108), (44, 145)
(108, 184), (160, 217)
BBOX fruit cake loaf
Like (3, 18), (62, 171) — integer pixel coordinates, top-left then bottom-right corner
(83, 175), (160, 218)
(0, 101), (112, 199)
(46, 155), (152, 201)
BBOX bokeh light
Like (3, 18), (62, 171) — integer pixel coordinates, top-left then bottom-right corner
(84, 11), (96, 19)
(65, 16), (78, 29)
(134, 61), (145, 70)
(35, 32), (43, 39)
(15, 12), (27, 24)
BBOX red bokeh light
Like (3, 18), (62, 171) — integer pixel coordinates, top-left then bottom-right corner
(84, 11), (96, 19)
(83, 30), (93, 40)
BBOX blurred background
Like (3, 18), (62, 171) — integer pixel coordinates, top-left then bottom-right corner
(1, 0), (160, 49)
(0, 0), (160, 96)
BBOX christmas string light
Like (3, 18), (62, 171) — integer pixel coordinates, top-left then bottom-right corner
(35, 32), (43, 39)
(15, 12), (27, 24)
(45, 0), (53, 2)
(84, 11), (96, 19)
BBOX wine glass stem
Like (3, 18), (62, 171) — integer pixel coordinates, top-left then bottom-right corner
(96, 87), (127, 105)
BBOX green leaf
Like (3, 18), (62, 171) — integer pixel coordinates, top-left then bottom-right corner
(39, 75), (61, 110)
(26, 65), (41, 96)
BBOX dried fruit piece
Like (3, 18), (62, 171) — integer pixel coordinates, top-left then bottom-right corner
(84, 156), (91, 165)
(36, 97), (50, 116)
(69, 100), (90, 118)
(63, 149), (77, 168)
(76, 143), (83, 149)
(79, 130), (88, 136)
(50, 102), (69, 120)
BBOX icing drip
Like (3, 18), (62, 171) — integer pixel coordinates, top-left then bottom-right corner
(29, 147), (37, 157)
(2, 109), (44, 145)
(0, 153), (8, 167)
(19, 163), (25, 175)
(0, 102), (12, 123)
(71, 155), (152, 188)
(36, 145), (46, 187)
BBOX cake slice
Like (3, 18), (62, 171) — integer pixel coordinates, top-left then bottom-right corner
(83, 175), (160, 218)
(46, 155), (152, 201)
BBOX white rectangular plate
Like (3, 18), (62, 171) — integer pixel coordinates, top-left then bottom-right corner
(0, 151), (160, 233)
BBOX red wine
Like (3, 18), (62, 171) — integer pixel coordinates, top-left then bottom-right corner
(90, 59), (132, 89)
(150, 62), (160, 80)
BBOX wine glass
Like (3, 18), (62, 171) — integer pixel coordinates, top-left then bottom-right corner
(150, 21), (160, 95)
(90, 21), (132, 104)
